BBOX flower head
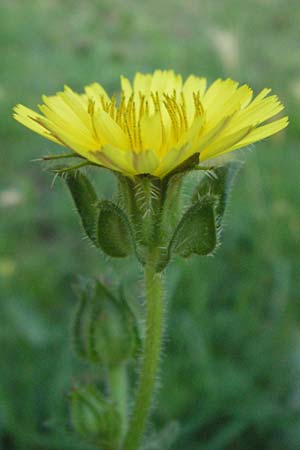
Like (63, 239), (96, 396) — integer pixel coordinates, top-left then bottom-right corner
(13, 70), (288, 177)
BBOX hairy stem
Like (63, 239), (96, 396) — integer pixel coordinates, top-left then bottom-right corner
(122, 263), (164, 450)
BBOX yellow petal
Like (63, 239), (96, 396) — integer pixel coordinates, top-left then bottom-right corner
(183, 75), (207, 98)
(225, 95), (284, 135)
(202, 84), (252, 136)
(203, 78), (238, 110)
(155, 117), (204, 177)
(13, 105), (61, 144)
(251, 88), (272, 105)
(229, 116), (289, 149)
(200, 126), (253, 160)
(84, 82), (110, 103)
(174, 115), (204, 151)
(237, 85), (254, 109)
(58, 86), (91, 126)
(92, 144), (135, 175)
(154, 144), (193, 177)
(38, 104), (98, 148)
(132, 149), (159, 174)
(183, 76), (207, 125)
(193, 116), (233, 154)
(36, 116), (99, 157)
(140, 113), (162, 151)
(42, 94), (89, 132)
(150, 70), (182, 95)
(93, 109), (130, 150)
(133, 72), (152, 95)
(121, 76), (133, 101)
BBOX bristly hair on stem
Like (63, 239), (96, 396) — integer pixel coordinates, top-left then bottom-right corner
(122, 262), (165, 450)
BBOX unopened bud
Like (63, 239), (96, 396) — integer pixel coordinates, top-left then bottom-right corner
(70, 384), (121, 449)
(72, 278), (140, 366)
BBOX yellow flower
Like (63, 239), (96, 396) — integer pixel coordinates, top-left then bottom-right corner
(13, 70), (288, 177)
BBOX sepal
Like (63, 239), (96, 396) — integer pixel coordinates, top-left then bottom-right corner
(169, 195), (218, 258)
(97, 200), (134, 258)
(160, 171), (186, 235)
(70, 384), (121, 449)
(192, 162), (240, 225)
(64, 171), (99, 247)
(154, 172), (186, 272)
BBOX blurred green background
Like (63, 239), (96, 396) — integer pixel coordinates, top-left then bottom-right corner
(1, 0), (300, 449)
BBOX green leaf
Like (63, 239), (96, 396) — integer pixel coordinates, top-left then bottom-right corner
(170, 196), (217, 258)
(64, 171), (99, 246)
(192, 162), (240, 225)
(97, 200), (134, 258)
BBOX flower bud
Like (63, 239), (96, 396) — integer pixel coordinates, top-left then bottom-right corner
(72, 278), (140, 366)
(70, 384), (121, 449)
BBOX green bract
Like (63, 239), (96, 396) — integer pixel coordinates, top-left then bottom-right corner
(63, 162), (238, 272)
(170, 195), (217, 258)
(192, 162), (240, 226)
(65, 171), (99, 247)
(97, 200), (134, 257)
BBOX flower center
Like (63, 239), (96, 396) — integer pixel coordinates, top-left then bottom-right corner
(88, 89), (205, 152)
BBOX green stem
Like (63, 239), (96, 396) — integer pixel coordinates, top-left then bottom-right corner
(122, 263), (164, 450)
(109, 363), (128, 437)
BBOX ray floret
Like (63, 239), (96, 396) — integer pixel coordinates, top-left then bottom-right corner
(13, 70), (288, 177)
